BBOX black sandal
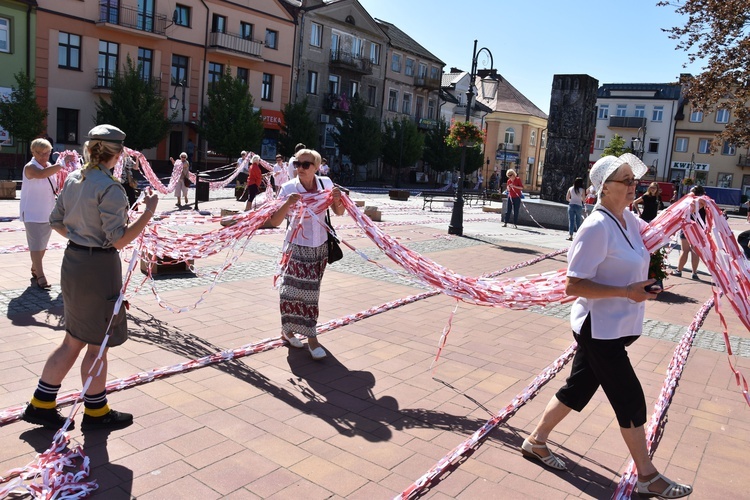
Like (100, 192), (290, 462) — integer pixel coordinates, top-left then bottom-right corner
(31, 268), (38, 279)
(36, 276), (52, 290)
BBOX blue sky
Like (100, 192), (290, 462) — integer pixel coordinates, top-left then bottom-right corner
(358, 0), (703, 114)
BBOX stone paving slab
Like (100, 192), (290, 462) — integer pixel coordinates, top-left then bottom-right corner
(0, 190), (748, 499)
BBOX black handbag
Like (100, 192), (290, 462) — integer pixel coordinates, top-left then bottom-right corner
(319, 177), (343, 264)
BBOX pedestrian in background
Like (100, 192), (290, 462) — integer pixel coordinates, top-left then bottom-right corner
(20, 137), (62, 290)
(565, 177), (585, 240)
(502, 169), (524, 228)
(633, 182), (660, 222)
(170, 152), (191, 207)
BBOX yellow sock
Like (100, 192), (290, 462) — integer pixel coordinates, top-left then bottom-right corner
(84, 403), (110, 417)
(30, 396), (56, 410)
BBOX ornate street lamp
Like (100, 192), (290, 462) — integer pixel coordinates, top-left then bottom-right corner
(632, 125), (646, 160)
(448, 40), (497, 236)
(169, 82), (198, 210)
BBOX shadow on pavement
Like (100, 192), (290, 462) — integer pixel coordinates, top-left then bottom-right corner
(6, 285), (64, 330)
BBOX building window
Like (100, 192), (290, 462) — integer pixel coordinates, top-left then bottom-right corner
(418, 62), (427, 78)
(261, 73), (273, 100)
(504, 127), (515, 145)
(430, 66), (440, 80)
(698, 138), (711, 154)
(265, 29), (278, 49)
(137, 47), (153, 81)
(97, 40), (119, 88)
(598, 105), (609, 119)
(652, 105), (664, 122)
(171, 54), (188, 85)
(541, 130), (547, 148)
(0, 18), (9, 53)
(328, 74), (339, 95)
(402, 93), (412, 115)
(211, 14), (226, 33)
(350, 81), (359, 98)
(594, 134), (605, 149)
(175, 4), (190, 27)
(391, 53), (401, 72)
(370, 42), (380, 64)
(58, 32), (81, 70)
(236, 67), (248, 86)
(367, 85), (377, 107)
(415, 95), (424, 119)
(648, 138), (659, 153)
(722, 141), (736, 155)
(616, 104), (627, 116)
(634, 105), (645, 118)
(674, 137), (688, 152)
(208, 62), (223, 87)
(689, 109), (703, 122)
(388, 90), (398, 112)
(307, 70), (318, 94)
(716, 108), (730, 123)
(530, 130), (537, 147)
(405, 58), (415, 77)
(240, 22), (253, 40)
(717, 173), (733, 188)
(427, 99), (435, 119)
(352, 37), (363, 57)
(310, 22), (322, 47)
(56, 108), (79, 144)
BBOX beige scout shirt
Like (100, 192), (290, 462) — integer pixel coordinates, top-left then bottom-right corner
(50, 167), (129, 248)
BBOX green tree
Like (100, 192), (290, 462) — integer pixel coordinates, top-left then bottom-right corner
(95, 55), (172, 152)
(423, 119), (459, 185)
(332, 95), (381, 167)
(382, 118), (424, 186)
(200, 67), (263, 158)
(278, 98), (318, 158)
(0, 71), (47, 159)
(659, 0), (750, 148)
(602, 134), (629, 157)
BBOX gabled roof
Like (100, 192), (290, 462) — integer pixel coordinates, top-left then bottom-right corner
(375, 19), (444, 65)
(478, 73), (548, 119)
(442, 71), (463, 88)
(597, 83), (682, 100)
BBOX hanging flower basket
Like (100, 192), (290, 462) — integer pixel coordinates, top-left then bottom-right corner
(446, 121), (484, 148)
(682, 177), (694, 186)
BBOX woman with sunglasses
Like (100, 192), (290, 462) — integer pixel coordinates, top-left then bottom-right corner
(268, 149), (344, 360)
(520, 153), (692, 499)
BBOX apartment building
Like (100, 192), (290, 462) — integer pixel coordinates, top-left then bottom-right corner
(672, 99), (750, 196)
(0, 0), (36, 155)
(34, 0), (294, 164)
(589, 83), (682, 182)
(288, 0), (387, 179)
(479, 72), (548, 191)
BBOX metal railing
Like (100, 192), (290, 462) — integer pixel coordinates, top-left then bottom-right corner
(608, 116), (647, 129)
(94, 69), (160, 91)
(208, 31), (263, 58)
(99, 4), (167, 35)
(414, 75), (441, 91)
(738, 154), (750, 167)
(329, 50), (373, 74)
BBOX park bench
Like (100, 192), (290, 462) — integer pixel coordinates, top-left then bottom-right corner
(421, 190), (455, 211)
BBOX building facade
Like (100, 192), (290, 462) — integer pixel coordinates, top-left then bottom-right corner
(34, 0), (294, 165)
(589, 83), (682, 182)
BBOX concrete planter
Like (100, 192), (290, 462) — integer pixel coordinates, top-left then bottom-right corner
(388, 189), (410, 201)
(0, 181), (16, 199)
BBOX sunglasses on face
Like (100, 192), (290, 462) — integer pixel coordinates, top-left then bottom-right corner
(606, 177), (637, 186)
(296, 160), (315, 170)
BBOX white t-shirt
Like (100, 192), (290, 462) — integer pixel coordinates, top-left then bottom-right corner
(273, 162), (289, 185)
(20, 158), (58, 223)
(238, 157), (249, 174)
(567, 207), (650, 340)
(567, 186), (584, 206)
(278, 176), (334, 248)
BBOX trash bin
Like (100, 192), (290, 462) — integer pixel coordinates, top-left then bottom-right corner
(196, 178), (209, 202)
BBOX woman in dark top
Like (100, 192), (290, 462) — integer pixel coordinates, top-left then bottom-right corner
(633, 182), (660, 222)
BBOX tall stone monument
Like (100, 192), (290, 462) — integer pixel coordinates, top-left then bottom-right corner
(541, 74), (599, 203)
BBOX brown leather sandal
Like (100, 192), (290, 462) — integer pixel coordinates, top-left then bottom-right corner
(36, 276), (52, 290)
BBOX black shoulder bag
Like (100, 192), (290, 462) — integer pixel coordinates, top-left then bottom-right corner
(319, 177), (343, 264)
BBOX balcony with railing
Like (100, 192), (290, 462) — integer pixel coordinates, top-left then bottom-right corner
(93, 69), (161, 92)
(208, 31), (263, 59)
(329, 50), (373, 75)
(414, 75), (441, 91)
(98, 4), (167, 36)
(738, 154), (750, 168)
(608, 116), (647, 129)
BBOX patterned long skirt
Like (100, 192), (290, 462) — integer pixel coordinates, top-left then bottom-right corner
(279, 243), (328, 337)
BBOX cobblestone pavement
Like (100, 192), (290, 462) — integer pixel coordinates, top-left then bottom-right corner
(0, 188), (748, 499)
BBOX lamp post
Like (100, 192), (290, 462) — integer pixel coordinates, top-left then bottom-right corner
(632, 125), (646, 160)
(169, 82), (199, 210)
(448, 40), (497, 236)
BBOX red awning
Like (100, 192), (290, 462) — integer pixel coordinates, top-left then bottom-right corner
(261, 109), (284, 130)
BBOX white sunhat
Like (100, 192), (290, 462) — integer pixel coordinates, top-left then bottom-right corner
(589, 153), (648, 196)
